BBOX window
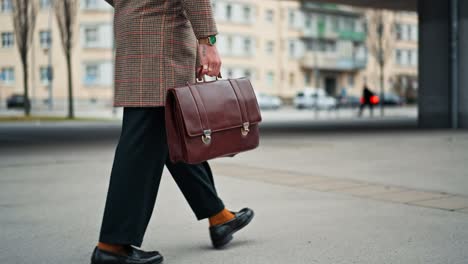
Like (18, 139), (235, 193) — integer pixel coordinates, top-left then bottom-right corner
(226, 36), (233, 54)
(39, 0), (52, 9)
(395, 23), (402, 40)
(305, 15), (312, 29)
(85, 27), (98, 46)
(1, 0), (12, 12)
(407, 25), (413, 41)
(39, 31), (52, 49)
(288, 10), (295, 27)
(1, 32), (14, 48)
(395, 49), (402, 65)
(413, 25), (419, 41)
(243, 38), (251, 54)
(243, 6), (251, 21)
(412, 50), (418, 66)
(0, 67), (15, 83)
(266, 72), (274, 88)
(326, 41), (336, 52)
(304, 72), (311, 85)
(266, 41), (274, 55)
(307, 39), (335, 52)
(40, 66), (53, 84)
(332, 16), (339, 31)
(349, 19), (356, 31)
(348, 75), (354, 86)
(407, 50), (412, 66)
(85, 64), (99, 84)
(226, 4), (232, 21)
(289, 41), (295, 58)
(317, 14), (326, 34)
(266, 9), (274, 23)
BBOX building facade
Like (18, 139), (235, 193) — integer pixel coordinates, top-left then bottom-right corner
(213, 0), (368, 99)
(0, 0), (418, 109)
(0, 0), (114, 108)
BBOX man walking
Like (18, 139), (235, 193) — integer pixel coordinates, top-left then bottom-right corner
(90, 1), (254, 263)
(359, 84), (376, 117)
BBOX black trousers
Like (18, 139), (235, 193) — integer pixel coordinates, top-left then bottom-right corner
(359, 102), (374, 116)
(99, 107), (225, 247)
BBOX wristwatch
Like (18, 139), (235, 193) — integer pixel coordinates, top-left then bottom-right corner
(198, 35), (217, 46)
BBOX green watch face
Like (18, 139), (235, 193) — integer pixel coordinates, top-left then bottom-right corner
(209, 35), (217, 45)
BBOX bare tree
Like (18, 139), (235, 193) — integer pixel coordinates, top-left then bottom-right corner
(366, 10), (395, 116)
(55, 0), (78, 119)
(12, 0), (38, 116)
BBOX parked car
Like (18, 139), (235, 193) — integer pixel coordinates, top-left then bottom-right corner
(337, 95), (361, 109)
(255, 92), (282, 110)
(6, 94), (30, 109)
(382, 92), (405, 106)
(293, 88), (337, 110)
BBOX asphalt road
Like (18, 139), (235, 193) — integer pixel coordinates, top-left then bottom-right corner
(1, 119), (468, 264)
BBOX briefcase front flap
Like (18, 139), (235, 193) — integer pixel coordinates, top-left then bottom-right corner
(172, 79), (262, 137)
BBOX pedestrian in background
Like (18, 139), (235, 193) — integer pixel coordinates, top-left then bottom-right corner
(359, 84), (376, 117)
(90, 1), (254, 264)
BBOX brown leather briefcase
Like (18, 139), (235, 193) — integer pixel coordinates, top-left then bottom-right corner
(165, 78), (262, 164)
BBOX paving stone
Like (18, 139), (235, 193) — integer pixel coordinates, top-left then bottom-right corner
(338, 184), (407, 197)
(213, 163), (332, 186)
(410, 196), (468, 211)
(370, 190), (451, 203)
(264, 174), (331, 186)
(212, 163), (468, 213)
(212, 164), (268, 179)
(303, 180), (367, 191)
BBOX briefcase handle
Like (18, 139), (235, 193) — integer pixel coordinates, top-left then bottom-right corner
(196, 68), (223, 83)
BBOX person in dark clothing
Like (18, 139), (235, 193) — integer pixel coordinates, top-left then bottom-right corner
(359, 85), (375, 117)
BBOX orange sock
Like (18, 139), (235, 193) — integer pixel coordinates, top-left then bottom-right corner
(209, 208), (235, 226)
(97, 242), (128, 256)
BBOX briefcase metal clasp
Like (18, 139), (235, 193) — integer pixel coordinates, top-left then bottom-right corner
(202, 130), (212, 145)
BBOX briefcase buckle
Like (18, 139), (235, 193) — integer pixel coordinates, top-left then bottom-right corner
(202, 130), (212, 145)
(241, 122), (250, 136)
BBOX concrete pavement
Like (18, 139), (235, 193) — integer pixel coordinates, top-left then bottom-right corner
(0, 120), (467, 263)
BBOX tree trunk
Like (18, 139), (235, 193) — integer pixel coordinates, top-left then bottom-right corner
(66, 52), (74, 119)
(22, 60), (31, 116)
(380, 63), (385, 117)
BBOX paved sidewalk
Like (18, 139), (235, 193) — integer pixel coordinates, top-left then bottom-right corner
(1, 162), (468, 264)
(1, 122), (467, 263)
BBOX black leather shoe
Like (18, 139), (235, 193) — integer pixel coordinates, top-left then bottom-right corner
(209, 208), (254, 249)
(90, 246), (163, 264)
(124, 246), (161, 259)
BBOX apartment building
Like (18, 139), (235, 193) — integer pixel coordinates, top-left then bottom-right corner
(213, 0), (367, 99)
(0, 0), (418, 108)
(0, 0), (114, 108)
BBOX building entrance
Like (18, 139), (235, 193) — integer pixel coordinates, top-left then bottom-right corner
(325, 77), (337, 96)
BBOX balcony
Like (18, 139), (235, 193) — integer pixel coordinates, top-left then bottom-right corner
(338, 31), (366, 42)
(301, 51), (367, 71)
(303, 28), (366, 42)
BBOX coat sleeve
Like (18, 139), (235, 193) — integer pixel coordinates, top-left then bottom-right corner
(104, 0), (114, 7)
(182, 0), (218, 39)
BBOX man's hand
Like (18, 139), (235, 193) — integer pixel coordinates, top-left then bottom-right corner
(198, 44), (222, 78)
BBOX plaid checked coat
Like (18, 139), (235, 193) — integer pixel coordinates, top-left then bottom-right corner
(104, 0), (217, 107)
